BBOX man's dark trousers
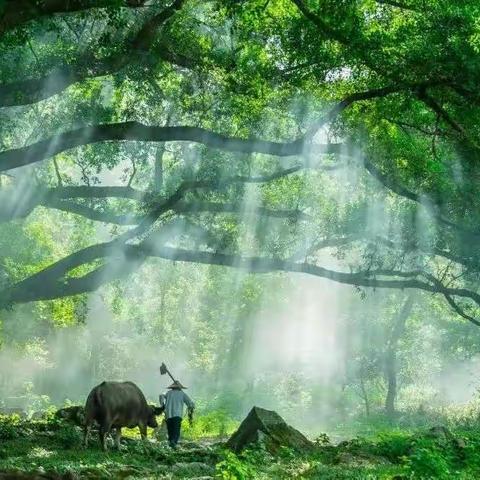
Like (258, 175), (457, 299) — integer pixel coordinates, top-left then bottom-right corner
(166, 416), (182, 447)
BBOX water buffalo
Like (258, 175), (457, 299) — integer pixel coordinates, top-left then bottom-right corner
(83, 381), (161, 450)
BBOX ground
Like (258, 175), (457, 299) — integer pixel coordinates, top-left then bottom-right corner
(0, 411), (480, 479)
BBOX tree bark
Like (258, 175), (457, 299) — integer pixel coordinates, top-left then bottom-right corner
(0, 121), (341, 172)
(1, 242), (478, 326)
(154, 144), (165, 191)
(359, 376), (371, 417)
(384, 295), (415, 418)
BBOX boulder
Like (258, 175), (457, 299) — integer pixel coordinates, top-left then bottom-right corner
(226, 406), (313, 453)
(54, 406), (84, 426)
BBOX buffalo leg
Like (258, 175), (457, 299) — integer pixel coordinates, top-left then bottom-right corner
(114, 427), (122, 450)
(99, 422), (111, 451)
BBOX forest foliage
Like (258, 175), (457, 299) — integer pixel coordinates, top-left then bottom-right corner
(1, 0), (480, 478)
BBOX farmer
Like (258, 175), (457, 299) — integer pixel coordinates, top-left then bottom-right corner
(162, 380), (194, 448)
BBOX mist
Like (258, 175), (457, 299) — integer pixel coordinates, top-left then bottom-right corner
(1, 134), (479, 440)
(2, 249), (478, 436)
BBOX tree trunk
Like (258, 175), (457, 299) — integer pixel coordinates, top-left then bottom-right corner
(385, 295), (414, 418)
(384, 354), (397, 418)
(154, 144), (165, 191)
(360, 376), (371, 417)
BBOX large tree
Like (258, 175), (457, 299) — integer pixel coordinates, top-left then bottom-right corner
(1, 0), (480, 324)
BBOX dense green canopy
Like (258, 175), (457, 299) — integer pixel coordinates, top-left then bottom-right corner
(1, 0), (480, 325)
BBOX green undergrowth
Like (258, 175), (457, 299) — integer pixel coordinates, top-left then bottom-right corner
(181, 409), (239, 440)
(1, 411), (480, 479)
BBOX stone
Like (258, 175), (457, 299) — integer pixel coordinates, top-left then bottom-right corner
(226, 406), (313, 453)
(54, 406), (85, 426)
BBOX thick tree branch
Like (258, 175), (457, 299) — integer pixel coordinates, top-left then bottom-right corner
(46, 185), (147, 201)
(0, 0), (148, 37)
(0, 166), (312, 296)
(40, 199), (310, 225)
(0, 160), (320, 224)
(123, 169), (316, 240)
(376, 0), (419, 12)
(0, 121), (342, 172)
(3, 242), (480, 326)
(41, 198), (141, 224)
(0, 81), (444, 171)
(0, 184), (147, 221)
(0, 0), (187, 107)
(174, 201), (311, 221)
(2, 159), (339, 208)
(2, 168), (479, 326)
(305, 86), (416, 140)
(417, 88), (468, 137)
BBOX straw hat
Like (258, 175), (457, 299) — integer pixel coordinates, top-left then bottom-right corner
(168, 380), (187, 389)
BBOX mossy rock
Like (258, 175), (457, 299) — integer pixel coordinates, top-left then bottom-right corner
(226, 406), (313, 454)
(54, 407), (85, 427)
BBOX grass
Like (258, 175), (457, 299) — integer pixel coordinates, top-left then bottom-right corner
(1, 410), (480, 479)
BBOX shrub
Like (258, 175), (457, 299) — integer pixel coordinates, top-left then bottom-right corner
(215, 450), (256, 480)
(56, 424), (80, 449)
(314, 432), (331, 446)
(403, 438), (453, 479)
(0, 415), (20, 440)
(374, 431), (412, 462)
(183, 409), (238, 439)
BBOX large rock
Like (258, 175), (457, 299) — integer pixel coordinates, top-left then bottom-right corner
(54, 406), (85, 426)
(226, 406), (313, 453)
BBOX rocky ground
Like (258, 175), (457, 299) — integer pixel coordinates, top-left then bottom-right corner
(0, 407), (479, 479)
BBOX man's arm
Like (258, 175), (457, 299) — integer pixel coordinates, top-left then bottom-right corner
(183, 392), (194, 425)
(183, 392), (195, 410)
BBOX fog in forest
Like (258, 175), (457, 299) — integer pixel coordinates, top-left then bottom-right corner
(0, 11), (478, 438)
(2, 2), (480, 478)
(0, 140), (479, 437)
(1, 241), (479, 434)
